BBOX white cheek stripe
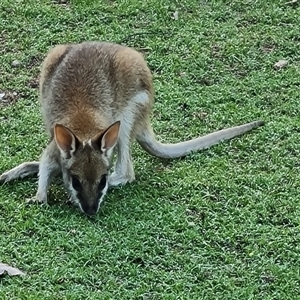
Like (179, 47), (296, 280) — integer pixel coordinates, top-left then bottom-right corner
(69, 182), (109, 213)
(99, 183), (109, 204)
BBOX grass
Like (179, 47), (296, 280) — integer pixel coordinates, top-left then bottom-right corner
(0, 0), (299, 299)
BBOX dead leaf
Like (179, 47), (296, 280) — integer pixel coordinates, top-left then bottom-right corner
(173, 10), (179, 20)
(26, 55), (42, 68)
(274, 59), (288, 69)
(211, 44), (222, 57)
(193, 111), (207, 119)
(27, 77), (39, 89)
(0, 263), (25, 276)
(187, 221), (196, 227)
(285, 0), (298, 5)
(261, 274), (275, 284)
(68, 229), (77, 235)
(179, 102), (188, 110)
(261, 43), (276, 53)
(0, 91), (19, 106)
(53, 0), (69, 4)
(11, 60), (21, 68)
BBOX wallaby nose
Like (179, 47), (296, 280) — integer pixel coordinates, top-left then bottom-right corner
(85, 207), (97, 216)
(82, 203), (98, 216)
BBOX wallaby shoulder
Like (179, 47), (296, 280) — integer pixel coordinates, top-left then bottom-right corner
(40, 44), (72, 96)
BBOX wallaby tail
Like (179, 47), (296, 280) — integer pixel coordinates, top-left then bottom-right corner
(136, 120), (264, 159)
(0, 161), (39, 183)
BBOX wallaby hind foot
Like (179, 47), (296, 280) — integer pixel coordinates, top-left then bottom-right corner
(0, 161), (39, 183)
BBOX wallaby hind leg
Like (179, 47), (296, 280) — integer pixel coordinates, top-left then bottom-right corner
(108, 95), (151, 187)
(108, 91), (152, 187)
(0, 161), (40, 183)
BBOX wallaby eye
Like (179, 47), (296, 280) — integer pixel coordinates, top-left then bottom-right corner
(71, 176), (82, 191)
(98, 174), (107, 191)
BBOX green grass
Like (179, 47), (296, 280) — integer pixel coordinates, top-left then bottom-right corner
(0, 0), (299, 299)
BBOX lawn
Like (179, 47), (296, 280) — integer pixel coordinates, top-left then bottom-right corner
(0, 0), (299, 299)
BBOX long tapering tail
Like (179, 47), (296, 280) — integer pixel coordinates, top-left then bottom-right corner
(136, 120), (264, 159)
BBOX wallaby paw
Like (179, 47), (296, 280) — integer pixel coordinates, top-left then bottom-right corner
(66, 197), (75, 206)
(108, 172), (135, 187)
(66, 196), (72, 204)
(0, 172), (12, 184)
(26, 194), (48, 205)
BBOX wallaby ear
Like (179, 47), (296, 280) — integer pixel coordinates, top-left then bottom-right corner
(54, 124), (79, 158)
(92, 121), (120, 153)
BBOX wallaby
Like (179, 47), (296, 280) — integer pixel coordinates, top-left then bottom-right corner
(0, 41), (264, 215)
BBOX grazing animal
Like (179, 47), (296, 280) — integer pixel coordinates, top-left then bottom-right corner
(0, 42), (264, 215)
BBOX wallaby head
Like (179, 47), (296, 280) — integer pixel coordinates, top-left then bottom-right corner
(54, 121), (120, 215)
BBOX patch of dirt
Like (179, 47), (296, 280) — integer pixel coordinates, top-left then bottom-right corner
(136, 47), (152, 54)
(178, 102), (189, 111)
(236, 17), (259, 28)
(26, 55), (43, 68)
(27, 76), (39, 89)
(192, 111), (207, 120)
(196, 77), (214, 86)
(52, 0), (70, 8)
(261, 43), (276, 53)
(186, 207), (206, 223)
(232, 68), (248, 78)
(53, 0), (69, 3)
(211, 44), (223, 58)
(129, 257), (145, 267)
(261, 274), (275, 284)
(0, 91), (20, 107)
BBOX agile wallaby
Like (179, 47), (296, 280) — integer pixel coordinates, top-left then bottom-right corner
(0, 41), (264, 215)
